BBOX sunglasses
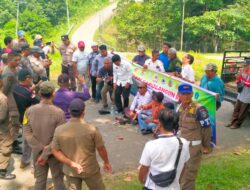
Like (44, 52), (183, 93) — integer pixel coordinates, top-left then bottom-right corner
(138, 86), (145, 89)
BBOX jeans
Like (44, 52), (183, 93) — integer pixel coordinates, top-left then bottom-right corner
(138, 113), (156, 131)
(90, 76), (97, 99)
(96, 81), (104, 101)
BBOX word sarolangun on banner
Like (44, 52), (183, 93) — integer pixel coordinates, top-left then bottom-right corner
(131, 63), (217, 144)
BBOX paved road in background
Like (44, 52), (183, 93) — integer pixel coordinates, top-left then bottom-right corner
(72, 3), (117, 51)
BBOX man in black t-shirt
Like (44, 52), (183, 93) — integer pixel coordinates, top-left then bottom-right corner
(96, 57), (114, 110)
(13, 69), (40, 168)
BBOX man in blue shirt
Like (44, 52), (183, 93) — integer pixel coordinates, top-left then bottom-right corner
(158, 42), (171, 72)
(132, 45), (150, 66)
(200, 62), (224, 110)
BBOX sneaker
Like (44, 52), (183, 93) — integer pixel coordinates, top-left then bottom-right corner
(230, 125), (240, 129)
(224, 123), (232, 128)
(20, 161), (30, 169)
(0, 170), (16, 180)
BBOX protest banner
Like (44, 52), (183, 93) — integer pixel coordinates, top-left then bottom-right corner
(131, 63), (217, 144)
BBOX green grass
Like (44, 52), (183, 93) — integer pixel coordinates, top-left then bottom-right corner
(98, 149), (250, 190)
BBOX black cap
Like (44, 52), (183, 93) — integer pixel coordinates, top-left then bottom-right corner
(69, 98), (85, 117)
(57, 74), (69, 84)
(61, 35), (69, 41)
(245, 57), (250, 65)
(18, 69), (32, 81)
(33, 39), (42, 47)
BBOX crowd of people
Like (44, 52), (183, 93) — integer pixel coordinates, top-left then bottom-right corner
(0, 30), (250, 190)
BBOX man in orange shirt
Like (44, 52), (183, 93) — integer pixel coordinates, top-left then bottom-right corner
(138, 91), (165, 135)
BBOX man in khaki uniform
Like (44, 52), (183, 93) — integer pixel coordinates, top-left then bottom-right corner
(177, 83), (212, 190)
(52, 98), (112, 190)
(23, 81), (66, 190)
(2, 51), (22, 154)
(0, 75), (16, 180)
(59, 35), (77, 91)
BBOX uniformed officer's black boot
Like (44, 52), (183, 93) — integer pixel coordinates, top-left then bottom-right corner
(0, 169), (16, 180)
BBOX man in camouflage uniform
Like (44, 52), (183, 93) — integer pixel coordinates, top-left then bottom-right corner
(177, 83), (212, 190)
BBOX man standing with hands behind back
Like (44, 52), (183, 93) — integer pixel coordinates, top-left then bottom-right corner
(52, 98), (112, 190)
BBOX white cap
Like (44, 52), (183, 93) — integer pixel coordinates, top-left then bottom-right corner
(35, 35), (43, 40)
(138, 44), (146, 51)
(91, 42), (98, 47)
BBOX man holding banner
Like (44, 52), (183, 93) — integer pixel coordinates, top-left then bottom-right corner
(177, 83), (212, 190)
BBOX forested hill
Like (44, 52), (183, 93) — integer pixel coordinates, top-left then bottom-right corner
(113, 0), (250, 52)
(0, 0), (109, 43)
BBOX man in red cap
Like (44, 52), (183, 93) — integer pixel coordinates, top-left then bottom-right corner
(72, 41), (90, 92)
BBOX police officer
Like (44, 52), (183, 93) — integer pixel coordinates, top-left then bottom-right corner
(59, 35), (77, 91)
(52, 98), (112, 190)
(0, 74), (16, 180)
(177, 83), (212, 190)
(23, 81), (66, 190)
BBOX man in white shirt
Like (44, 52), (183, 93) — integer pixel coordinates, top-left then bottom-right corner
(143, 49), (164, 73)
(179, 54), (195, 83)
(139, 109), (190, 190)
(72, 41), (90, 91)
(125, 82), (152, 123)
(112, 54), (133, 114)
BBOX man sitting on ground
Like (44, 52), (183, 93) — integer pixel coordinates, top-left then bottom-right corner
(53, 74), (90, 121)
(124, 82), (152, 124)
(138, 91), (165, 135)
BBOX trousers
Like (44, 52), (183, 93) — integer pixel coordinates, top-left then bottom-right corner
(181, 144), (202, 190)
(0, 131), (12, 170)
(231, 99), (250, 127)
(138, 114), (156, 131)
(101, 84), (114, 106)
(33, 156), (66, 190)
(66, 172), (105, 190)
(62, 65), (76, 91)
(114, 85), (131, 112)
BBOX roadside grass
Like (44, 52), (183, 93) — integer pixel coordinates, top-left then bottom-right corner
(97, 149), (250, 190)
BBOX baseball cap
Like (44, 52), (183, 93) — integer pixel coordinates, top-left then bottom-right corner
(69, 98), (85, 116)
(178, 83), (193, 94)
(57, 74), (69, 84)
(20, 43), (30, 51)
(138, 45), (146, 52)
(91, 42), (98, 47)
(33, 39), (42, 47)
(245, 57), (250, 65)
(18, 30), (25, 37)
(18, 69), (32, 81)
(35, 35), (43, 40)
(78, 41), (85, 48)
(61, 35), (69, 41)
(31, 46), (43, 54)
(40, 81), (55, 94)
(204, 62), (218, 71)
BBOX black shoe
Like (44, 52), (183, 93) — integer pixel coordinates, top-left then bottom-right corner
(98, 109), (110, 115)
(12, 146), (23, 155)
(141, 129), (152, 135)
(0, 170), (16, 180)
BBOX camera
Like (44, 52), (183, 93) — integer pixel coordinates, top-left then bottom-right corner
(45, 42), (52, 46)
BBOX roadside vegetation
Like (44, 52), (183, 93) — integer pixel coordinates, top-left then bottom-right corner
(99, 149), (250, 190)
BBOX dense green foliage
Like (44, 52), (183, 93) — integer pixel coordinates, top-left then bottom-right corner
(0, 0), (109, 44)
(113, 0), (250, 52)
